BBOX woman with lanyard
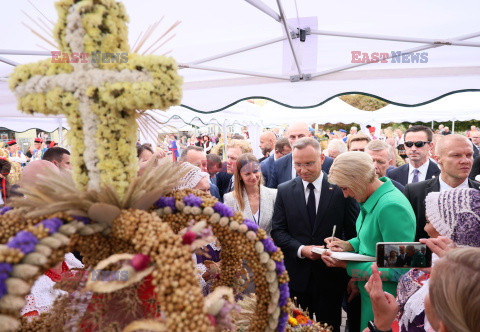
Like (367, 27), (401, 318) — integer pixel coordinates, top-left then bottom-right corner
(223, 153), (277, 235)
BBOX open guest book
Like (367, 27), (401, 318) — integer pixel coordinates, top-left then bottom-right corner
(312, 247), (376, 262)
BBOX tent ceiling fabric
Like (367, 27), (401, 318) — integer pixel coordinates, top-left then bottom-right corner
(1, 0), (480, 112)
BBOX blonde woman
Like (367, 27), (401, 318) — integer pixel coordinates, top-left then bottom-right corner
(320, 151), (416, 330)
(223, 153), (276, 235)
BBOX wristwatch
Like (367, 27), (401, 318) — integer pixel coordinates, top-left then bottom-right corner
(368, 321), (392, 332)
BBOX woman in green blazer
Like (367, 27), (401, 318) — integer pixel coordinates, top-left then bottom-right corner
(321, 152), (416, 330)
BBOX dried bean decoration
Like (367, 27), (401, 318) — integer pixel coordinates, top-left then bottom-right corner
(155, 189), (291, 332)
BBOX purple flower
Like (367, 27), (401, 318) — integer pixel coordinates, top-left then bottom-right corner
(278, 282), (290, 307)
(261, 238), (278, 253)
(243, 219), (258, 232)
(154, 196), (176, 210)
(275, 261), (286, 275)
(0, 206), (13, 215)
(72, 215), (91, 224)
(277, 312), (289, 332)
(38, 217), (63, 234)
(0, 263), (13, 282)
(0, 281), (7, 299)
(183, 194), (203, 207)
(213, 202), (234, 217)
(7, 231), (38, 254)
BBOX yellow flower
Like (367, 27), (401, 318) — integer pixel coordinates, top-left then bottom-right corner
(288, 316), (298, 326)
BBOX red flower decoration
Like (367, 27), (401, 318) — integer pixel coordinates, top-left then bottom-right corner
(296, 315), (308, 325)
(131, 254), (151, 271)
(182, 231), (197, 245)
(293, 309), (303, 317)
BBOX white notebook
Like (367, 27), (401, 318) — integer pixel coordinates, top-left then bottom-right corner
(312, 247), (376, 262)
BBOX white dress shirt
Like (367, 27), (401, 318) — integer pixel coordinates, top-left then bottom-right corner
(439, 177), (469, 192)
(408, 159), (430, 183)
(297, 172), (324, 258)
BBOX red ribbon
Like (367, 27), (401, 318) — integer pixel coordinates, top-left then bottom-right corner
(168, 148), (178, 161)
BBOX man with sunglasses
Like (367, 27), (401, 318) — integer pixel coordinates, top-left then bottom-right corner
(404, 134), (479, 240)
(386, 125), (440, 187)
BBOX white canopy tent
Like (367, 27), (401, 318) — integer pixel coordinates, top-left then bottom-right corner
(0, 0), (479, 113)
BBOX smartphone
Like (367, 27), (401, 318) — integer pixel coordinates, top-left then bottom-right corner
(376, 242), (432, 268)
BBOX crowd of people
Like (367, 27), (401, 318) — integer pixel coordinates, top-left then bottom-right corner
(1, 122), (480, 332)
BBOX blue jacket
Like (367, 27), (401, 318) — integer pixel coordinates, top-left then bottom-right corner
(260, 155), (275, 187)
(386, 162), (440, 187)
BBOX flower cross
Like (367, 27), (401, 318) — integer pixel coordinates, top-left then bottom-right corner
(9, 0), (182, 197)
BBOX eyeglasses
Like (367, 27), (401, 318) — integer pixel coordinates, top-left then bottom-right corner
(404, 141), (430, 148)
(294, 161), (318, 169)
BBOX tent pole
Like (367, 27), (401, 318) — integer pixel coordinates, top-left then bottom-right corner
(0, 50), (51, 56)
(310, 30), (480, 47)
(0, 56), (19, 66)
(243, 0), (295, 32)
(223, 122), (228, 162)
(58, 118), (64, 147)
(431, 121), (434, 130)
(276, 0), (303, 78)
(311, 31), (480, 79)
(452, 120), (455, 134)
(189, 36), (287, 65)
(179, 63), (290, 80)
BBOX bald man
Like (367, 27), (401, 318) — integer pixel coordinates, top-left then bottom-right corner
(259, 131), (276, 162)
(404, 134), (480, 240)
(268, 122), (334, 188)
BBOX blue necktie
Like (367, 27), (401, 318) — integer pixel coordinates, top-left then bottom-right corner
(412, 169), (420, 183)
(307, 183), (316, 229)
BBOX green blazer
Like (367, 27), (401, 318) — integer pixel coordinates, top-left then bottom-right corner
(346, 177), (416, 329)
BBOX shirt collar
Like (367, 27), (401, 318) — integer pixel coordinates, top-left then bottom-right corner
(361, 177), (395, 213)
(439, 176), (469, 191)
(301, 172), (324, 192)
(409, 159), (430, 175)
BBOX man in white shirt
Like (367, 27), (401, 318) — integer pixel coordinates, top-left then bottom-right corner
(271, 137), (357, 331)
(387, 125), (440, 187)
(404, 134), (479, 240)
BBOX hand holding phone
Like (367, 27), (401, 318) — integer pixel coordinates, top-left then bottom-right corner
(376, 242), (432, 268)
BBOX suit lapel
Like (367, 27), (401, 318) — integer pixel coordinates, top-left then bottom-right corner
(292, 178), (310, 229)
(242, 188), (253, 220)
(426, 161), (440, 179)
(313, 174), (333, 234)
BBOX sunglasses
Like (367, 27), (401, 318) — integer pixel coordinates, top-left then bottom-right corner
(404, 141), (430, 148)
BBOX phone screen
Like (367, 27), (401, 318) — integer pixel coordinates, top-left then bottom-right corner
(376, 242), (432, 268)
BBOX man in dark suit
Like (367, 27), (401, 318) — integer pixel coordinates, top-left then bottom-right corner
(260, 138), (291, 188)
(470, 130), (480, 159)
(258, 131), (276, 163)
(387, 125), (440, 187)
(214, 139), (253, 200)
(404, 134), (480, 240)
(365, 140), (405, 191)
(271, 137), (358, 331)
(179, 145), (222, 201)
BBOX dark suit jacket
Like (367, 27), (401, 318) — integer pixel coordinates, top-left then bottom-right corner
(391, 178), (405, 192)
(258, 155), (268, 163)
(404, 177), (480, 240)
(260, 155), (275, 188)
(268, 153), (334, 188)
(215, 171), (233, 201)
(473, 144), (479, 159)
(470, 155), (480, 180)
(271, 174), (358, 293)
(387, 161), (440, 187)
